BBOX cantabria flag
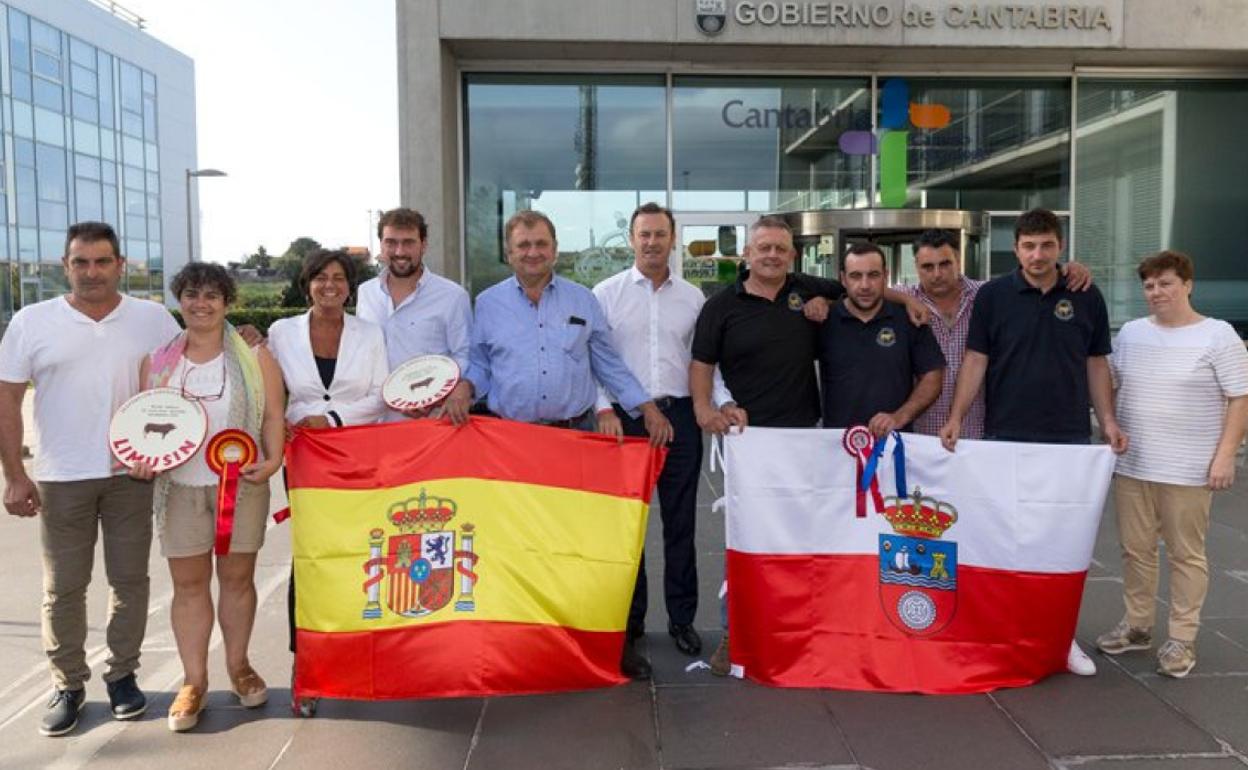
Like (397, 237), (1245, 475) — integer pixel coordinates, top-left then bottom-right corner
(724, 428), (1115, 694)
(287, 417), (665, 700)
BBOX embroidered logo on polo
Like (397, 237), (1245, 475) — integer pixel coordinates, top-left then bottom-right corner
(787, 292), (803, 311)
(876, 327), (897, 347)
(1054, 299), (1075, 321)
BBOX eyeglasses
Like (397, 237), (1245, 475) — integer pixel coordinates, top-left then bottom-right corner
(180, 358), (226, 402)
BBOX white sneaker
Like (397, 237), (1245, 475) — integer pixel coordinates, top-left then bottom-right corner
(1066, 639), (1097, 676)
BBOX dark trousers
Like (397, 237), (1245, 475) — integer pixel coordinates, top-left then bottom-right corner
(621, 397), (702, 630)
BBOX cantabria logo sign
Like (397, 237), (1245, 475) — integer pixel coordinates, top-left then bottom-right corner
(694, 2), (1113, 34)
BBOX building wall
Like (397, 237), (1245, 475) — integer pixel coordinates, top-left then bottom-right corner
(0, 0), (195, 328)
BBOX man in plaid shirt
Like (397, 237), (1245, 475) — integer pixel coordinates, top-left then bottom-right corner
(895, 230), (1092, 439)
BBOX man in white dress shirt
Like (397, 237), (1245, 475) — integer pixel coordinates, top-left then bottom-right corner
(594, 203), (709, 673)
(355, 208), (472, 418)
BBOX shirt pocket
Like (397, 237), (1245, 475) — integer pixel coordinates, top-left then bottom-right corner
(561, 322), (590, 362)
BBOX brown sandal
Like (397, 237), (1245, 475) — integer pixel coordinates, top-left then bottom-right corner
(167, 685), (205, 732)
(230, 665), (268, 708)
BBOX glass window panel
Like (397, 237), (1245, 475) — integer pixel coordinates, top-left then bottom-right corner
(70, 37), (95, 67)
(142, 71), (155, 95)
(71, 91), (98, 122)
(12, 71), (32, 102)
(145, 194), (159, 217)
(673, 76), (872, 213)
(123, 164), (144, 192)
(900, 78), (1070, 211)
(72, 119), (99, 155)
(142, 97), (157, 139)
(40, 263), (69, 295)
(76, 178), (102, 221)
(101, 161), (117, 184)
(124, 187), (144, 215)
(12, 101), (34, 139)
(100, 129), (116, 160)
(147, 218), (160, 244)
(145, 145), (159, 171)
(125, 214), (145, 240)
(125, 238), (146, 260)
(119, 62), (141, 112)
(15, 166), (36, 223)
(122, 135), (144, 167)
(9, 37), (30, 72)
(32, 77), (63, 111)
(1075, 78), (1248, 333)
(15, 138), (35, 167)
(35, 144), (68, 202)
(71, 64), (96, 96)
(145, 171), (159, 192)
(34, 107), (64, 145)
(464, 74), (666, 293)
(75, 152), (101, 180)
(32, 50), (60, 81)
(17, 227), (37, 262)
(38, 201), (67, 228)
(121, 110), (142, 137)
(30, 19), (59, 54)
(102, 183), (118, 225)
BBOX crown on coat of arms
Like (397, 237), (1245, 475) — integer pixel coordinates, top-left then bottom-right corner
(387, 489), (458, 533)
(881, 487), (957, 539)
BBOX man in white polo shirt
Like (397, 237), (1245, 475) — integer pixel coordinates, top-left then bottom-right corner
(355, 208), (471, 419)
(0, 222), (181, 736)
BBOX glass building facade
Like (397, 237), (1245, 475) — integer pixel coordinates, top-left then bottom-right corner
(463, 73), (1248, 335)
(1, 3), (167, 328)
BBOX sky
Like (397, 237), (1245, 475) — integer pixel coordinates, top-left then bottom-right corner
(122, 0), (399, 263)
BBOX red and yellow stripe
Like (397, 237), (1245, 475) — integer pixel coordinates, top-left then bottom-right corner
(287, 416), (664, 699)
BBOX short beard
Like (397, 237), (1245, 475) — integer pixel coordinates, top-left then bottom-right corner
(388, 259), (418, 278)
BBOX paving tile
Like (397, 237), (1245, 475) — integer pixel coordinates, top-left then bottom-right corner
(824, 690), (1051, 770)
(1204, 617), (1248, 649)
(279, 697), (481, 770)
(1140, 675), (1248, 756)
(992, 663), (1221, 757)
(657, 683), (852, 769)
(1061, 759), (1248, 770)
(646, 631), (735, 688)
(467, 686), (658, 770)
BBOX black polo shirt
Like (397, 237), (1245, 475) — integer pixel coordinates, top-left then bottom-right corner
(818, 300), (945, 429)
(966, 269), (1111, 442)
(692, 272), (844, 428)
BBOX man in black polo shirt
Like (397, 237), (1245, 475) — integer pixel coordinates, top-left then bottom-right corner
(939, 207), (1127, 677)
(820, 242), (945, 435)
(690, 216), (929, 676)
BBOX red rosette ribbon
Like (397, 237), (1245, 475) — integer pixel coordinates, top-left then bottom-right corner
(842, 426), (883, 518)
(204, 429), (258, 556)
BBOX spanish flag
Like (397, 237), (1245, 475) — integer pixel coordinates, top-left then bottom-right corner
(287, 417), (665, 700)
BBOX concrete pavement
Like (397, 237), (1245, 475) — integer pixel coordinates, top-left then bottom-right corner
(1, 392), (1246, 769)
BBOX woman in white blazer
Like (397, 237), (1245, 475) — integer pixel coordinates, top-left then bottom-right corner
(266, 248), (388, 717)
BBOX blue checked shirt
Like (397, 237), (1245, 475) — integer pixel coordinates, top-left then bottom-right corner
(465, 275), (650, 422)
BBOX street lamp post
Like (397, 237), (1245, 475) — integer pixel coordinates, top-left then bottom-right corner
(185, 168), (227, 262)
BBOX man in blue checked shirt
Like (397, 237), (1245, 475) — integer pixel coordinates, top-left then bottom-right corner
(444, 209), (673, 445)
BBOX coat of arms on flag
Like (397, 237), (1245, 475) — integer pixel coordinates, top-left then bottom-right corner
(878, 488), (957, 636)
(360, 489), (480, 620)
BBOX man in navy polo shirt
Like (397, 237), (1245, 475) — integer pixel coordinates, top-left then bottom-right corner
(939, 207), (1127, 676)
(819, 242), (945, 436)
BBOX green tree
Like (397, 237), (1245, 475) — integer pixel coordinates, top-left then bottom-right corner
(242, 245), (272, 271)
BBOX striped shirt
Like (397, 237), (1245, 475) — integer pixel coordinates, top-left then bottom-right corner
(897, 277), (986, 439)
(1111, 317), (1248, 486)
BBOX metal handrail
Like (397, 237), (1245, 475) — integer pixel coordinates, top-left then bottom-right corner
(86, 0), (146, 30)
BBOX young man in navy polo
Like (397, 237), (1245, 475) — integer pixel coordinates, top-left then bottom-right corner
(819, 242), (945, 436)
(939, 207), (1128, 676)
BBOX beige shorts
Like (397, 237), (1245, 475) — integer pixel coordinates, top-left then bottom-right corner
(159, 480), (270, 558)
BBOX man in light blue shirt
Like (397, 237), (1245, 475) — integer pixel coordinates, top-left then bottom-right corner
(356, 209), (471, 420)
(444, 210), (671, 679)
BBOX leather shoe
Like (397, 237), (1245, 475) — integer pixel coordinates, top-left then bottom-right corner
(668, 623), (702, 656)
(620, 640), (652, 680)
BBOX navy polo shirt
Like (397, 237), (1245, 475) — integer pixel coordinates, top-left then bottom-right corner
(819, 300), (946, 429)
(692, 272), (844, 428)
(966, 269), (1111, 442)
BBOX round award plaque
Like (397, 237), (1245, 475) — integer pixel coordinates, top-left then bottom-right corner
(382, 355), (461, 411)
(109, 387), (208, 471)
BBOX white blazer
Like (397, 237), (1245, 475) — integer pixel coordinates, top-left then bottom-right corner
(267, 311), (389, 426)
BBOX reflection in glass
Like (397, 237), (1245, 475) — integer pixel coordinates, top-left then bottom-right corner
(673, 76), (871, 212)
(1075, 79), (1248, 333)
(464, 75), (666, 294)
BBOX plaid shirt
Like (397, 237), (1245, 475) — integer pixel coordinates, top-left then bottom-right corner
(897, 276), (986, 439)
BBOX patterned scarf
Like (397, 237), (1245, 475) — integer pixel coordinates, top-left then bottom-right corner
(147, 322), (265, 517)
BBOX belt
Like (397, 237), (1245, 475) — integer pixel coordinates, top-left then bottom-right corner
(652, 395), (687, 411)
(535, 409), (592, 429)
